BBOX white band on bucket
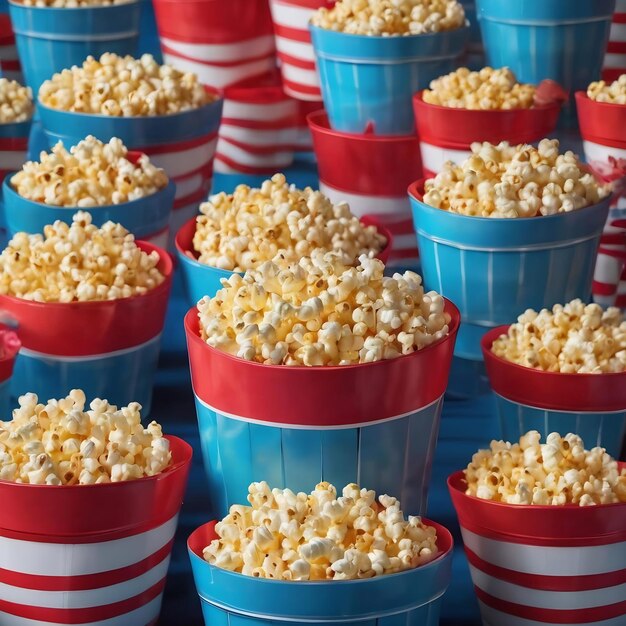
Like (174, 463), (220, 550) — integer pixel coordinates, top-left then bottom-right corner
(148, 139), (217, 180)
(583, 139), (626, 161)
(419, 142), (471, 177)
(0, 149), (27, 170)
(275, 36), (316, 62)
(319, 182), (411, 217)
(604, 51), (626, 69)
(160, 35), (275, 64)
(270, 1), (314, 29)
(215, 139), (293, 168)
(219, 124), (297, 147)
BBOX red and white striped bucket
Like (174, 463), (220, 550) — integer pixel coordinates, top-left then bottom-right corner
(448, 467), (626, 626)
(0, 436), (192, 626)
(0, 13), (22, 83)
(152, 0), (276, 89)
(269, 0), (333, 101)
(293, 99), (319, 160)
(603, 0), (626, 82)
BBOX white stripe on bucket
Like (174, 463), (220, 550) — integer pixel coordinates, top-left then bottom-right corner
(219, 124), (297, 147)
(610, 21), (626, 41)
(148, 139), (217, 179)
(583, 139), (626, 161)
(216, 139), (293, 168)
(603, 52), (626, 69)
(159, 35), (275, 63)
(280, 63), (319, 86)
(275, 35), (316, 62)
(617, 0), (626, 12)
(0, 149), (27, 170)
(319, 182), (411, 217)
(222, 98), (297, 122)
(420, 142), (471, 175)
(269, 1), (312, 28)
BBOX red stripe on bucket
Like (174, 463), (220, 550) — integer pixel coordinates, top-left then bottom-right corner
(283, 78), (322, 97)
(277, 50), (316, 71)
(160, 42), (275, 68)
(272, 23), (313, 43)
(0, 136), (28, 150)
(137, 131), (218, 156)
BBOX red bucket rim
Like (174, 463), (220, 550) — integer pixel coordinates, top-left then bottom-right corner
(575, 90), (626, 112)
(575, 90), (626, 147)
(224, 84), (292, 104)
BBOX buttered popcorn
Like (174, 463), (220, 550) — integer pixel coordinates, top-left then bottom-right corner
(11, 136), (168, 206)
(465, 431), (626, 506)
(0, 390), (171, 485)
(422, 139), (610, 217)
(204, 482), (439, 580)
(0, 78), (33, 123)
(311, 0), (465, 35)
(198, 250), (450, 366)
(423, 67), (536, 110)
(193, 174), (387, 272)
(39, 53), (212, 116)
(492, 300), (626, 374)
(587, 74), (626, 104)
(0, 211), (164, 302)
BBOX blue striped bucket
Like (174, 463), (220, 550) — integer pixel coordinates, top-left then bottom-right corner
(8, 0), (140, 94)
(409, 181), (611, 361)
(309, 24), (468, 135)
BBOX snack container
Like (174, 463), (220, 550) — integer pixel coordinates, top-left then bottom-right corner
(459, 0), (484, 69)
(175, 215), (394, 304)
(602, 0), (626, 82)
(8, 0), (140, 94)
(1, 241), (172, 416)
(309, 24), (468, 135)
(152, 0), (276, 89)
(0, 6), (22, 82)
(0, 436), (192, 626)
(408, 180), (611, 360)
(188, 518), (454, 626)
(0, 323), (19, 416)
(448, 466), (626, 626)
(138, 0), (162, 61)
(309, 110), (421, 270)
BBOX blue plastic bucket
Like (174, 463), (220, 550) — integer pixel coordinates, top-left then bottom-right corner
(8, 0), (140, 94)
(188, 519), (453, 626)
(409, 181), (611, 361)
(138, 0), (162, 62)
(309, 24), (468, 135)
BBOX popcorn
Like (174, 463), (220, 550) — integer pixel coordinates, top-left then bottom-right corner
(193, 173), (387, 272)
(11, 136), (168, 206)
(17, 0), (130, 5)
(311, 0), (465, 35)
(39, 53), (213, 116)
(422, 139), (610, 217)
(464, 431), (626, 506)
(0, 211), (165, 302)
(0, 79), (33, 124)
(491, 299), (626, 374)
(587, 74), (626, 104)
(0, 390), (171, 485)
(198, 249), (450, 366)
(204, 481), (439, 580)
(423, 67), (536, 110)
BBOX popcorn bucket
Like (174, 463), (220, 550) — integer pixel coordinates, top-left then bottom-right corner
(448, 467), (626, 626)
(0, 10), (22, 82)
(482, 326), (626, 458)
(308, 110), (421, 270)
(408, 180), (611, 361)
(7, 0), (140, 94)
(413, 89), (563, 178)
(1, 241), (173, 417)
(138, 0), (162, 62)
(309, 24), (469, 135)
(185, 301), (459, 517)
(176, 215), (394, 304)
(0, 435), (192, 626)
(269, 0), (333, 101)
(0, 323), (19, 417)
(188, 519), (454, 626)
(476, 0), (615, 126)
(602, 0), (626, 82)
(152, 0), (276, 89)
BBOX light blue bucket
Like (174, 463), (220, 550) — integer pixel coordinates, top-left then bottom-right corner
(409, 180), (611, 361)
(8, 0), (140, 94)
(310, 24), (468, 135)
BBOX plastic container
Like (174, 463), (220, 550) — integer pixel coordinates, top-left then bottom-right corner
(408, 180), (611, 361)
(413, 90), (562, 178)
(0, 435), (192, 626)
(602, 0), (626, 82)
(459, 0), (484, 69)
(138, 0), (162, 61)
(0, 10), (22, 82)
(309, 24), (468, 135)
(8, 0), (140, 94)
(0, 324), (19, 416)
(1, 241), (172, 416)
(188, 518), (454, 626)
(448, 466), (626, 626)
(152, 0), (276, 89)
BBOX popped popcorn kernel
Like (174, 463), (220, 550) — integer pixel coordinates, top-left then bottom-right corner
(193, 173), (387, 272)
(312, 0), (465, 36)
(492, 300), (626, 374)
(422, 139), (610, 217)
(11, 136), (168, 206)
(0, 211), (165, 302)
(0, 78), (33, 124)
(464, 431), (626, 506)
(587, 74), (626, 105)
(198, 249), (450, 366)
(203, 481), (439, 580)
(39, 53), (214, 116)
(0, 390), (171, 485)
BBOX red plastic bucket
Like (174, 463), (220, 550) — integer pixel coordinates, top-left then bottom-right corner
(602, 0), (626, 81)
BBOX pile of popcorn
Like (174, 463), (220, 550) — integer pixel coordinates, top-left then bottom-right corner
(311, 0), (465, 36)
(204, 481), (439, 580)
(11, 136), (168, 206)
(198, 250), (450, 366)
(0, 390), (171, 485)
(491, 300), (626, 374)
(422, 139), (610, 217)
(464, 431), (626, 506)
(0, 211), (165, 302)
(39, 53), (212, 116)
(0, 78), (33, 124)
(587, 74), (626, 104)
(422, 67), (536, 110)
(193, 174), (387, 272)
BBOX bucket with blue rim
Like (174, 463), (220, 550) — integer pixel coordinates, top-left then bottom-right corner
(8, 0), (140, 94)
(309, 23), (468, 135)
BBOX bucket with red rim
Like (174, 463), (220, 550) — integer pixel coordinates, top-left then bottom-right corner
(0, 323), (19, 416)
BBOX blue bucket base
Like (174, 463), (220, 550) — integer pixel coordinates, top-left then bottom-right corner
(0, 377), (11, 417)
